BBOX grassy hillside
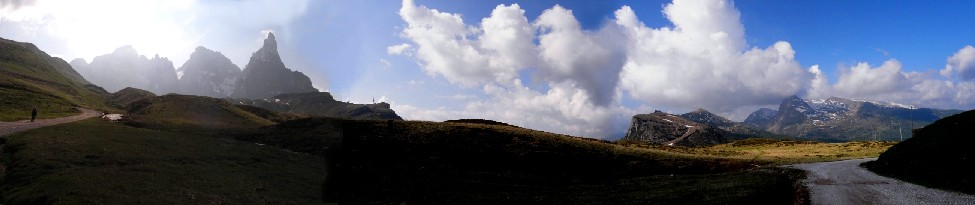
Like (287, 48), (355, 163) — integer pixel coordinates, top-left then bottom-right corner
(864, 109), (975, 194)
(241, 118), (809, 204)
(0, 119), (324, 204)
(108, 87), (157, 108)
(123, 94), (275, 134)
(0, 37), (112, 121)
(618, 139), (894, 165)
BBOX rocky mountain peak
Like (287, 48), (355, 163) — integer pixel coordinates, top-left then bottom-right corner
(231, 32), (317, 99)
(112, 45), (140, 59)
(255, 32), (282, 66)
(177, 46), (241, 98)
(744, 108), (778, 128)
(266, 32), (276, 45)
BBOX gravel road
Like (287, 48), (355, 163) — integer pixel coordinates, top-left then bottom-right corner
(788, 158), (975, 205)
(0, 108), (101, 136)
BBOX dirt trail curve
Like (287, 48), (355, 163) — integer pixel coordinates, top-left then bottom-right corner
(0, 108), (101, 137)
(787, 158), (975, 205)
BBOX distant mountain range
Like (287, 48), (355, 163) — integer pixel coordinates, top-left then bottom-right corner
(58, 33), (398, 120)
(623, 96), (964, 145)
(231, 92), (402, 120)
(71, 32), (317, 99)
(745, 96), (962, 142)
(70, 46), (179, 95)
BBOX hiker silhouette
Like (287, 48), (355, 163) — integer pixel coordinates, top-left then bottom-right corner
(31, 107), (37, 122)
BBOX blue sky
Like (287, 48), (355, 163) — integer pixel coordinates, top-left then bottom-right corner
(3, 0), (975, 139)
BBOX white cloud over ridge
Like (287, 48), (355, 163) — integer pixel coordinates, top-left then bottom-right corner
(394, 0), (975, 139)
(834, 60), (909, 97)
(615, 4), (810, 111)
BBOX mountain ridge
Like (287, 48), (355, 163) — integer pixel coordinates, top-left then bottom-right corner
(748, 95), (963, 141)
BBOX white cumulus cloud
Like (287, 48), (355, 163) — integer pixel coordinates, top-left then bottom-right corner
(535, 5), (626, 106)
(616, 4), (809, 112)
(398, 0), (533, 87)
(833, 60), (909, 97)
(943, 45), (975, 80)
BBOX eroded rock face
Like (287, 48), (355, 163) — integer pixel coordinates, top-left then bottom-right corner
(622, 111), (728, 147)
(231, 32), (317, 99)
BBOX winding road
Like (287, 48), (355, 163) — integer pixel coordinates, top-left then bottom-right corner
(0, 108), (101, 136)
(788, 158), (975, 205)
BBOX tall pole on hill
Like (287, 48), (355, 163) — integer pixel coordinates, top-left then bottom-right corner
(910, 105), (914, 140)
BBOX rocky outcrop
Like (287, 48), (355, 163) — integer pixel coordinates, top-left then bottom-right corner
(231, 92), (402, 120)
(177, 46), (241, 98)
(230, 32), (317, 99)
(622, 111), (729, 147)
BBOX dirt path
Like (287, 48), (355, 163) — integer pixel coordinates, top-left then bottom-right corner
(787, 158), (975, 205)
(0, 108), (101, 136)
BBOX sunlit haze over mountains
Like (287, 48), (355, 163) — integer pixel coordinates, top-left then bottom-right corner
(4, 0), (975, 138)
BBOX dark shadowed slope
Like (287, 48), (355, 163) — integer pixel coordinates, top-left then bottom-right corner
(242, 118), (806, 204)
(864, 109), (975, 194)
(0, 119), (324, 204)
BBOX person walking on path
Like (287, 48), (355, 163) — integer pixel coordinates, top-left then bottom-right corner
(31, 107), (37, 122)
